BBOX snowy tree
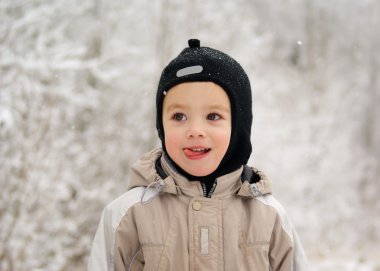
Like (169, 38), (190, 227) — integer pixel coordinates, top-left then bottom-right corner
(0, 0), (379, 270)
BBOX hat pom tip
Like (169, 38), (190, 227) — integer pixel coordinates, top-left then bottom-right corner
(188, 39), (200, 48)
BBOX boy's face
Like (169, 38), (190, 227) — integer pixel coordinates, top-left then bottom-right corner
(162, 82), (231, 177)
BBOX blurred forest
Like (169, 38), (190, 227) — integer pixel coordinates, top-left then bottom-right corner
(0, 0), (379, 270)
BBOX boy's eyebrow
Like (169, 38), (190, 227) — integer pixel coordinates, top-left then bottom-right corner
(165, 103), (188, 112)
(207, 104), (231, 113)
(166, 103), (230, 112)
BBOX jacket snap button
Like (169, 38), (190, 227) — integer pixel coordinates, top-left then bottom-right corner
(192, 201), (202, 211)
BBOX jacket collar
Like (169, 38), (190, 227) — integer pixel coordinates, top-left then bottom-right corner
(127, 148), (272, 199)
(160, 153), (245, 198)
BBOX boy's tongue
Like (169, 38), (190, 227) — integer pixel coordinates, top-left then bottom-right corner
(184, 148), (210, 158)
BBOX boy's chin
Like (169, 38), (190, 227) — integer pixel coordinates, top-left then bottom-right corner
(184, 167), (216, 177)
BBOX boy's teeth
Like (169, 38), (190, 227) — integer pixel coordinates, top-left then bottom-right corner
(191, 148), (207, 152)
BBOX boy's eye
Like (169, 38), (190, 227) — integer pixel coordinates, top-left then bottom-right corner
(172, 113), (187, 121)
(207, 113), (221, 121)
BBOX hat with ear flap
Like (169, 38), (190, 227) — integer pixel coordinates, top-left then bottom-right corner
(156, 39), (253, 179)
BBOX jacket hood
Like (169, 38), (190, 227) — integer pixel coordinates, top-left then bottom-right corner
(127, 148), (272, 198)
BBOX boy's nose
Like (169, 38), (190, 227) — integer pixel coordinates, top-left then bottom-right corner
(186, 129), (206, 138)
(186, 122), (206, 138)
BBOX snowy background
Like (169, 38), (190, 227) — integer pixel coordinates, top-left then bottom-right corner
(1, 0), (379, 270)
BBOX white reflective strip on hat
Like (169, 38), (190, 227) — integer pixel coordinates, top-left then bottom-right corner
(176, 65), (203, 77)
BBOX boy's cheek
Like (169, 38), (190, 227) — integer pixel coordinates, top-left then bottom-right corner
(165, 132), (182, 148)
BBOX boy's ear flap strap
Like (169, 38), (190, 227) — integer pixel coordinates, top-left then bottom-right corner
(155, 155), (168, 180)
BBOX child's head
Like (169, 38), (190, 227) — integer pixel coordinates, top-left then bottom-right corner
(156, 39), (252, 179)
(162, 81), (231, 177)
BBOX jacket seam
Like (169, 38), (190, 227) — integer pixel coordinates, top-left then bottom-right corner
(156, 217), (176, 270)
(255, 195), (295, 271)
(127, 247), (142, 271)
(108, 187), (146, 271)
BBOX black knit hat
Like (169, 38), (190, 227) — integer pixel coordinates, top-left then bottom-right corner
(156, 39), (252, 179)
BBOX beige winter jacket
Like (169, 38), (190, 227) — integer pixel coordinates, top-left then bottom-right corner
(88, 148), (309, 271)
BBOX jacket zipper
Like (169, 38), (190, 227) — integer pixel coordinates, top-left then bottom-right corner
(201, 181), (217, 198)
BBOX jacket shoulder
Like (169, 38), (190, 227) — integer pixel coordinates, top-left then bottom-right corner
(87, 187), (145, 271)
(255, 195), (294, 242)
(104, 187), (145, 230)
(255, 195), (310, 270)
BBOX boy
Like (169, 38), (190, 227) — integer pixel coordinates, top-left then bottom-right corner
(88, 39), (309, 270)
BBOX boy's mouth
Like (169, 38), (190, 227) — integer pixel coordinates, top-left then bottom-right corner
(183, 147), (211, 160)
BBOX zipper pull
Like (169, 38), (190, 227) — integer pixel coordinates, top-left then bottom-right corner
(201, 181), (217, 198)
(201, 182), (208, 197)
(208, 181), (217, 197)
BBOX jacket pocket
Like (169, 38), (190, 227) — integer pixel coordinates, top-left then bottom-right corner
(127, 248), (144, 271)
(140, 244), (165, 271)
(239, 240), (270, 271)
